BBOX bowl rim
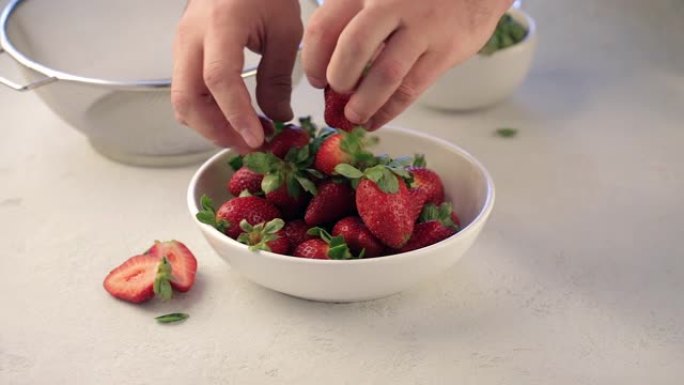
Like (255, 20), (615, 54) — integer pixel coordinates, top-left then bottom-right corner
(186, 125), (496, 265)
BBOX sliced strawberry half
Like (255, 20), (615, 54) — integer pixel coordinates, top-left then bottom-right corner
(146, 240), (198, 292)
(103, 254), (160, 303)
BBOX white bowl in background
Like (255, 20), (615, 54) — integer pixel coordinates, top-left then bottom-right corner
(419, 8), (537, 111)
(187, 127), (495, 302)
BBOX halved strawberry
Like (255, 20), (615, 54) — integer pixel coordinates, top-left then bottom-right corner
(103, 254), (175, 303)
(196, 193), (281, 239)
(304, 179), (355, 225)
(292, 228), (359, 260)
(324, 86), (356, 131)
(313, 128), (376, 175)
(399, 202), (460, 252)
(145, 240), (198, 292)
(227, 167), (263, 197)
(332, 216), (385, 257)
(237, 218), (290, 255)
(103, 254), (158, 303)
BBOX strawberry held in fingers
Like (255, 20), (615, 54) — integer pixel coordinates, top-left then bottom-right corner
(196, 193), (281, 239)
(399, 203), (461, 252)
(336, 163), (415, 249)
(304, 179), (355, 226)
(332, 216), (385, 257)
(324, 86), (356, 131)
(237, 219), (290, 255)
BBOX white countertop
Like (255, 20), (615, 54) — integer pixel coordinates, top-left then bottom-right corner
(1, 0), (683, 384)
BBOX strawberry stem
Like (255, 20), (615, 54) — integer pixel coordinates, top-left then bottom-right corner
(153, 256), (173, 301)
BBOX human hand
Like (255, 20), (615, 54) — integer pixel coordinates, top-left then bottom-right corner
(172, 0), (303, 152)
(303, 0), (512, 130)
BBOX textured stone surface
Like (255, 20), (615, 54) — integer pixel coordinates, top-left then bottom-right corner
(1, 0), (683, 384)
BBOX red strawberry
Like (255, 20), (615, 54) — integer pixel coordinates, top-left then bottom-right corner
(103, 254), (159, 303)
(293, 239), (331, 260)
(228, 167), (263, 197)
(355, 171), (414, 249)
(237, 218), (290, 255)
(408, 189), (427, 223)
(332, 216), (385, 257)
(145, 240), (198, 292)
(283, 219), (314, 248)
(324, 86), (356, 131)
(292, 228), (357, 260)
(409, 167), (445, 205)
(399, 202), (460, 252)
(313, 129), (375, 175)
(265, 184), (310, 219)
(262, 124), (311, 159)
(304, 180), (355, 225)
(196, 194), (281, 239)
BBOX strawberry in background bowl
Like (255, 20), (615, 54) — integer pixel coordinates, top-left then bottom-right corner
(186, 119), (494, 302)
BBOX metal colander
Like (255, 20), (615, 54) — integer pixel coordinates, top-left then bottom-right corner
(0, 0), (315, 166)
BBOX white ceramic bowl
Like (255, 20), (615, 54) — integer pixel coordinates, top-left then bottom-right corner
(419, 8), (537, 111)
(187, 127), (495, 302)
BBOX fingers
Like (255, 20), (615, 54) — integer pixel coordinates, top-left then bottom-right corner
(367, 52), (446, 130)
(256, 15), (303, 122)
(326, 6), (399, 93)
(172, 20), (249, 151)
(344, 27), (426, 124)
(203, 20), (263, 148)
(302, 0), (359, 88)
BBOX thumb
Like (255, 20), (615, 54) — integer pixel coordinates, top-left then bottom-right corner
(256, 19), (303, 122)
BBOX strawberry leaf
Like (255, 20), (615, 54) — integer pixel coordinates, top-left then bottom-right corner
(228, 155), (244, 171)
(239, 219), (254, 233)
(334, 163), (364, 179)
(262, 173), (283, 194)
(412, 154), (426, 168)
(200, 194), (216, 213)
(263, 218), (285, 234)
(305, 168), (325, 179)
(155, 312), (189, 324)
(196, 195), (228, 231)
(244, 152), (280, 174)
(153, 256), (173, 301)
(307, 227), (332, 243)
(295, 174), (318, 196)
(327, 237), (356, 260)
(364, 166), (385, 184)
(377, 169), (399, 194)
(285, 173), (302, 198)
(299, 116), (317, 137)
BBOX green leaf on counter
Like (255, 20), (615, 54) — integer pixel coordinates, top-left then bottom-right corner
(495, 128), (518, 138)
(155, 313), (189, 324)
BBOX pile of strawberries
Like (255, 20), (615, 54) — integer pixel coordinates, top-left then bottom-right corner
(197, 115), (461, 260)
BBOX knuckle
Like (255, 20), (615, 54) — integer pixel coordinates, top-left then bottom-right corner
(376, 59), (407, 84)
(203, 63), (228, 89)
(392, 82), (419, 105)
(171, 92), (194, 125)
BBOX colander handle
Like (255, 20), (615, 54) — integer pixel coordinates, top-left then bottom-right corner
(0, 48), (57, 91)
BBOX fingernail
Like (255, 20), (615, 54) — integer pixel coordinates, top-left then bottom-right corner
(345, 106), (363, 124)
(307, 75), (327, 89)
(239, 128), (261, 148)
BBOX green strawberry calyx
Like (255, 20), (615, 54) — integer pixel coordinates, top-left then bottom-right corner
(237, 218), (286, 252)
(153, 256), (173, 301)
(244, 146), (319, 198)
(334, 156), (412, 194)
(196, 194), (229, 232)
(420, 202), (460, 231)
(306, 227), (361, 260)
